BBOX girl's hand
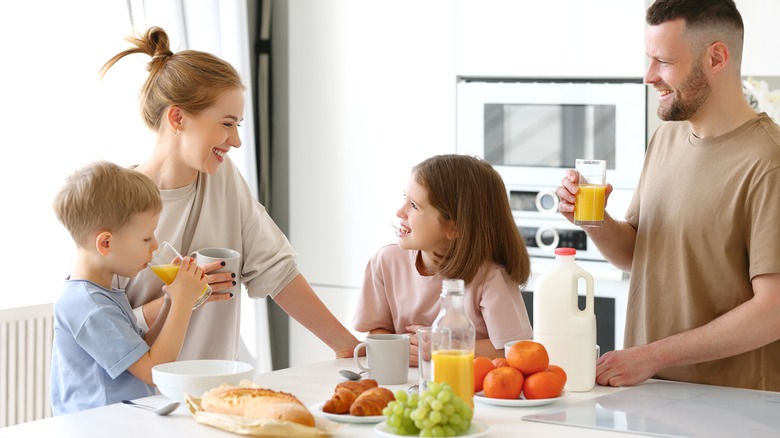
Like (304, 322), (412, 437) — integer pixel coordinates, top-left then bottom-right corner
(405, 324), (427, 368)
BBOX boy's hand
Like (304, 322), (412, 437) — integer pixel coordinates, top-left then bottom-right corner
(163, 257), (208, 307)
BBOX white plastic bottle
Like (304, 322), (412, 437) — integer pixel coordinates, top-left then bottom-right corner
(533, 248), (597, 392)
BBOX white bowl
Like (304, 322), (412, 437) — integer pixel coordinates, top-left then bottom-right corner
(152, 359), (255, 403)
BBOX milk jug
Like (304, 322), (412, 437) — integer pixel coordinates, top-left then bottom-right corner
(533, 248), (597, 392)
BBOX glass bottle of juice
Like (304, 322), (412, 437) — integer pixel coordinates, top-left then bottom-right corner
(431, 279), (476, 407)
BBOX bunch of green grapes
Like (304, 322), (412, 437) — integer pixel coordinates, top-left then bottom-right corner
(382, 382), (473, 437)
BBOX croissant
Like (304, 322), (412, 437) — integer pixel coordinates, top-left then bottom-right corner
(322, 387), (357, 414)
(349, 387), (395, 416)
(335, 378), (378, 396)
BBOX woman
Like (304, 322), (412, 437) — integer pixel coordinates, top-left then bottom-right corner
(101, 26), (359, 360)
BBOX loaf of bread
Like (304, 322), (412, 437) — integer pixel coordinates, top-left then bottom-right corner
(349, 387), (395, 416)
(200, 386), (315, 427)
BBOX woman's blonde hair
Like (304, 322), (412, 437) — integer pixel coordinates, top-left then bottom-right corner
(413, 154), (530, 285)
(53, 161), (161, 246)
(100, 26), (245, 131)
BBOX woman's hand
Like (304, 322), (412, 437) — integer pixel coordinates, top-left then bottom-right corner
(198, 260), (237, 303)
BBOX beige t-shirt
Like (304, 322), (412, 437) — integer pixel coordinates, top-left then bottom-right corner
(122, 157), (299, 360)
(625, 113), (780, 390)
(353, 244), (533, 348)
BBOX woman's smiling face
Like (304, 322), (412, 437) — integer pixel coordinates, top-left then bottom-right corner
(180, 88), (245, 174)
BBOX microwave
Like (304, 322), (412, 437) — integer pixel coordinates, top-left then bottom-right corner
(456, 78), (647, 190)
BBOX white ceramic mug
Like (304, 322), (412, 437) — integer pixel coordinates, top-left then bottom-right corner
(354, 334), (410, 384)
(192, 247), (241, 295)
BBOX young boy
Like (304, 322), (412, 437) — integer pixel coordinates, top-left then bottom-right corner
(50, 161), (208, 415)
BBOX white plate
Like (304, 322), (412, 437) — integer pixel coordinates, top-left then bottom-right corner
(474, 390), (567, 407)
(310, 402), (385, 424)
(374, 420), (488, 438)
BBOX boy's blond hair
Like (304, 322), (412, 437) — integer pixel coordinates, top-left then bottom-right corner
(53, 161), (162, 246)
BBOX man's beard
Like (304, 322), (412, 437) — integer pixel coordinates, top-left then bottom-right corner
(657, 64), (711, 121)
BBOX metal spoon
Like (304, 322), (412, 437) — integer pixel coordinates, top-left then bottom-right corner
(338, 369), (366, 380)
(121, 399), (180, 416)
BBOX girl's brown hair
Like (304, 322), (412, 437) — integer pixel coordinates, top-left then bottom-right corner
(100, 26), (245, 131)
(413, 154), (530, 285)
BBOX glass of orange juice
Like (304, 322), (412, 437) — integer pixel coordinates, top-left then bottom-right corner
(574, 159), (607, 227)
(149, 241), (212, 309)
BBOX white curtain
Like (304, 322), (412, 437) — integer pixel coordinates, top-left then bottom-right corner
(128, 0), (272, 374)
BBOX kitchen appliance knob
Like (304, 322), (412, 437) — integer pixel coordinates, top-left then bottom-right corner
(535, 190), (560, 214)
(536, 227), (560, 252)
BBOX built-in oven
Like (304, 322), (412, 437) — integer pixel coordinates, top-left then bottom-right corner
(456, 78), (647, 353)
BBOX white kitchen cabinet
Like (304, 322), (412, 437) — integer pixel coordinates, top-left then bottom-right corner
(739, 0), (780, 76)
(275, 0), (458, 290)
(455, 0), (647, 79)
(288, 285), (363, 367)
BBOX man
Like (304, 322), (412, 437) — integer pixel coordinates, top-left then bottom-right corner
(556, 0), (780, 391)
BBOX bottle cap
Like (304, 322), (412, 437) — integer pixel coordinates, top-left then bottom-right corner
(554, 247), (576, 256)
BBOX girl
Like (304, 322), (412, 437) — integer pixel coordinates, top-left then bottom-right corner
(353, 154), (533, 365)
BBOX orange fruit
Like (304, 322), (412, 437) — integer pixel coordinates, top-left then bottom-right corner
(546, 364), (567, 387)
(474, 356), (496, 393)
(523, 370), (564, 399)
(491, 357), (510, 368)
(482, 366), (524, 399)
(506, 340), (549, 377)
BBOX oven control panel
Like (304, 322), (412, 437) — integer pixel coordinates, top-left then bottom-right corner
(510, 190), (560, 214)
(520, 226), (587, 251)
(508, 187), (611, 261)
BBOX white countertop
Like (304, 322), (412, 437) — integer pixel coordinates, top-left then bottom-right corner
(5, 358), (766, 437)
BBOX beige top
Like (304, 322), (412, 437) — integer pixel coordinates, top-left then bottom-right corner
(120, 157), (299, 360)
(625, 114), (780, 391)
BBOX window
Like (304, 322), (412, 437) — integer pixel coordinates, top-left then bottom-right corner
(0, 2), (156, 309)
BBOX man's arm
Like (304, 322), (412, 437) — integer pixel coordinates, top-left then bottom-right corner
(596, 273), (780, 387)
(556, 169), (638, 271)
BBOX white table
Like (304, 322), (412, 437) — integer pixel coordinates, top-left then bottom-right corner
(0, 358), (654, 437)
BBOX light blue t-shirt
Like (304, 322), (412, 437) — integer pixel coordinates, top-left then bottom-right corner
(51, 280), (154, 415)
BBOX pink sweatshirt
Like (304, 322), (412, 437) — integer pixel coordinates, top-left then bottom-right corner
(353, 244), (533, 348)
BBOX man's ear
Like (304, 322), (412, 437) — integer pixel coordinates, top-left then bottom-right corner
(96, 231), (112, 256)
(707, 40), (730, 74)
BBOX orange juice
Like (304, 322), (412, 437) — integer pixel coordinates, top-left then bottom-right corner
(575, 184), (606, 226)
(432, 349), (474, 407)
(150, 263), (210, 295)
(150, 263), (180, 284)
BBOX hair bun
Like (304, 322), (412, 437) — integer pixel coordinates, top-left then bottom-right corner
(152, 50), (174, 60)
